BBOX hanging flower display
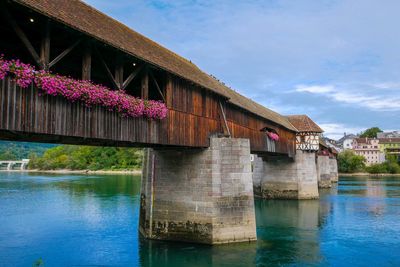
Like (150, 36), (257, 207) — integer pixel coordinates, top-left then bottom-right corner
(266, 131), (280, 141)
(0, 54), (168, 120)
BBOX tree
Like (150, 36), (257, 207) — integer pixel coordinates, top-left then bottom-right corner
(359, 127), (383, 138)
(338, 150), (366, 173)
(28, 145), (143, 170)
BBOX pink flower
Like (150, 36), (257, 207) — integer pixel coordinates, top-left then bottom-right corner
(267, 132), (280, 141)
(0, 54), (168, 120)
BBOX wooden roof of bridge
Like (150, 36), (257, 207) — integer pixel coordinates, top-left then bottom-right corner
(286, 115), (323, 133)
(13, 0), (296, 132)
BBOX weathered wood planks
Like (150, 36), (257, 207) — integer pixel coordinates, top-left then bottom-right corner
(0, 75), (295, 155)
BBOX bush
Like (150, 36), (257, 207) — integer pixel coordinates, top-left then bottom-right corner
(338, 150), (366, 173)
(365, 162), (400, 174)
(366, 164), (388, 174)
(29, 145), (143, 170)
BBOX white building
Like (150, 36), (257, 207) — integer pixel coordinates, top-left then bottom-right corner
(377, 131), (400, 138)
(337, 133), (357, 150)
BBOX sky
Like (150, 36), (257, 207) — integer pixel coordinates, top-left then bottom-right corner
(84, 0), (400, 139)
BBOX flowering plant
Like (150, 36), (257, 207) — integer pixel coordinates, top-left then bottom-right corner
(0, 54), (167, 120)
(266, 131), (280, 141)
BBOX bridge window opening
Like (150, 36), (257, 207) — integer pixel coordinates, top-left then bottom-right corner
(148, 69), (166, 101)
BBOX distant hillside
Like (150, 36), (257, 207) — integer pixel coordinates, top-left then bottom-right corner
(0, 141), (56, 160)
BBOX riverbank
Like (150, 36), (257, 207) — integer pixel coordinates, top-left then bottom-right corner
(340, 172), (400, 177)
(0, 169), (142, 175)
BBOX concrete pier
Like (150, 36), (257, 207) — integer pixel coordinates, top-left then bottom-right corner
(253, 151), (319, 200)
(329, 158), (339, 183)
(139, 138), (257, 244)
(316, 155), (332, 188)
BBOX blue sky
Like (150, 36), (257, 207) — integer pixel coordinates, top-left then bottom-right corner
(85, 0), (400, 139)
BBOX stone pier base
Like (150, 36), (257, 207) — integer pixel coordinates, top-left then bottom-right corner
(329, 158), (339, 183)
(317, 155), (332, 188)
(253, 151), (319, 199)
(139, 138), (257, 244)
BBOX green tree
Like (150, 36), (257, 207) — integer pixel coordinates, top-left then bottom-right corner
(28, 145), (143, 171)
(338, 150), (366, 173)
(359, 127), (383, 138)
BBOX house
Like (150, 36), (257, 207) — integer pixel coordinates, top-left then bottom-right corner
(323, 137), (342, 152)
(337, 133), (357, 150)
(378, 138), (400, 162)
(377, 131), (400, 138)
(352, 138), (385, 166)
(287, 115), (323, 151)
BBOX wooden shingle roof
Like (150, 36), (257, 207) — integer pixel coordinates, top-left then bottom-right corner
(286, 115), (323, 133)
(13, 0), (296, 132)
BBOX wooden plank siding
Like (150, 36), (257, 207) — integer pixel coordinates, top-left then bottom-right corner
(224, 103), (296, 155)
(0, 75), (295, 155)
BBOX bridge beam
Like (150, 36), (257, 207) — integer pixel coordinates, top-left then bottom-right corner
(253, 151), (319, 199)
(139, 137), (257, 244)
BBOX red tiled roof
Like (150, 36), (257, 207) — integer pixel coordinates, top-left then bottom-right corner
(286, 115), (323, 133)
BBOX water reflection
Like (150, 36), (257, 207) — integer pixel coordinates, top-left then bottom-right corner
(254, 199), (329, 266)
(1, 173), (400, 266)
(139, 197), (334, 267)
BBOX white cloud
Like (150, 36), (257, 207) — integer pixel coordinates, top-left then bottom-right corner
(296, 84), (400, 111)
(372, 82), (400, 90)
(319, 123), (364, 140)
(295, 85), (334, 94)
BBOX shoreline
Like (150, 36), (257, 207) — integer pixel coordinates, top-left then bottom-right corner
(340, 172), (400, 177)
(0, 169), (142, 175)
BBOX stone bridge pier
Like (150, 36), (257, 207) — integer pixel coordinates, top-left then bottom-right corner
(329, 157), (339, 183)
(139, 137), (257, 244)
(252, 151), (319, 200)
(316, 155), (332, 188)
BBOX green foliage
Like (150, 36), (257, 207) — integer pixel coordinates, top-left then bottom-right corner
(366, 160), (400, 174)
(365, 164), (388, 174)
(359, 127), (383, 138)
(29, 145), (143, 170)
(0, 141), (55, 160)
(33, 258), (44, 267)
(338, 150), (366, 173)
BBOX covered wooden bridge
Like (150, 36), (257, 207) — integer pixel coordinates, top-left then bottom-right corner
(0, 0), (297, 157)
(0, 0), (332, 245)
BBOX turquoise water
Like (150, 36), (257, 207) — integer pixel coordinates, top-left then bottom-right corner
(0, 173), (399, 266)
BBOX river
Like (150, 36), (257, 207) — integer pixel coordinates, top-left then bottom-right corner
(0, 173), (399, 266)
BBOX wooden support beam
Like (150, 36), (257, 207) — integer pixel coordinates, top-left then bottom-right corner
(3, 9), (41, 66)
(49, 39), (81, 68)
(149, 70), (166, 102)
(165, 74), (173, 108)
(82, 43), (91, 80)
(40, 20), (51, 71)
(141, 68), (149, 100)
(122, 65), (143, 90)
(94, 47), (119, 89)
(219, 101), (231, 137)
(115, 57), (124, 89)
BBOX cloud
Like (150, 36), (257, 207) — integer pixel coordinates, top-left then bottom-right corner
(295, 85), (334, 94)
(295, 84), (400, 111)
(84, 0), (400, 131)
(319, 123), (364, 139)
